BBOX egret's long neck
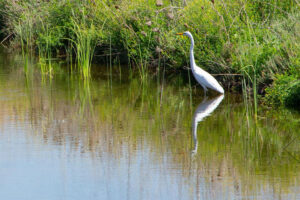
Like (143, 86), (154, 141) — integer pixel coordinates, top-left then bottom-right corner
(188, 35), (196, 69)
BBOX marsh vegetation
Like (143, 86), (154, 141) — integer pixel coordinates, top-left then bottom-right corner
(0, 0), (299, 108)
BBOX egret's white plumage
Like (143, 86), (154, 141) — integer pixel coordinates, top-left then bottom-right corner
(177, 31), (224, 94)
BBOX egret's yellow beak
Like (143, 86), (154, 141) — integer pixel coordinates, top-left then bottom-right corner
(176, 32), (184, 38)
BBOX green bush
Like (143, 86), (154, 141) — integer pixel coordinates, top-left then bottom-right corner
(265, 74), (300, 109)
(244, 0), (296, 21)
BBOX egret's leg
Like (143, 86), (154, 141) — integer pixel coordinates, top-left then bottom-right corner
(199, 84), (207, 97)
(203, 87), (208, 97)
(202, 96), (208, 102)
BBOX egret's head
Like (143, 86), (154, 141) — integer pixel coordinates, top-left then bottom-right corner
(176, 31), (192, 38)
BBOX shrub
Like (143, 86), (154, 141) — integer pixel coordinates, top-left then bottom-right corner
(265, 74), (300, 109)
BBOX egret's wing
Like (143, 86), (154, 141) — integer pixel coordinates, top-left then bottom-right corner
(193, 66), (224, 93)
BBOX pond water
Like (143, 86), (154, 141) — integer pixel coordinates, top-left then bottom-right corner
(0, 50), (299, 200)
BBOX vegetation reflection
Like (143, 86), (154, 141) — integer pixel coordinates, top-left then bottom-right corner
(0, 55), (299, 199)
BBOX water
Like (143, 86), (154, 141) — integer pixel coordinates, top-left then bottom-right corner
(0, 51), (299, 200)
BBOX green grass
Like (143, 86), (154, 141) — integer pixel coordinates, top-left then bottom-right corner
(265, 74), (300, 109)
(0, 0), (299, 108)
(37, 22), (54, 76)
(70, 18), (98, 79)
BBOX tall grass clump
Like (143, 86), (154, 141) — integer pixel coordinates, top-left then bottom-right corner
(37, 23), (54, 75)
(70, 17), (99, 79)
(11, 4), (36, 73)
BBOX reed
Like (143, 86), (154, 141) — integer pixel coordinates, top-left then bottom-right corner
(37, 21), (54, 76)
(16, 19), (33, 74)
(70, 17), (98, 79)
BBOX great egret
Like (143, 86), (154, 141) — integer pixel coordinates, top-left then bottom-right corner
(177, 31), (224, 94)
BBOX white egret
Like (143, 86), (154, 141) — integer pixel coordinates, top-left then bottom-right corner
(177, 31), (224, 95)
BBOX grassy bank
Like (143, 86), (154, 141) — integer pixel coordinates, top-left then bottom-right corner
(0, 0), (299, 108)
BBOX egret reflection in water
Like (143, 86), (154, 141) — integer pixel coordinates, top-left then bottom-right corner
(192, 95), (224, 155)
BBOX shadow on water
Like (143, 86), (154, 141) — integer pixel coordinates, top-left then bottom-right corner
(0, 49), (300, 199)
